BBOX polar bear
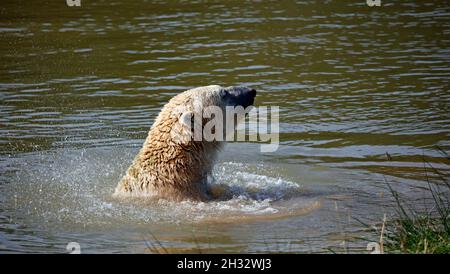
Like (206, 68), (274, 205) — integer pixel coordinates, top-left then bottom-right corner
(113, 85), (257, 201)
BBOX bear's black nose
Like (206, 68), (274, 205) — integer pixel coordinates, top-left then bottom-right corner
(249, 88), (257, 98)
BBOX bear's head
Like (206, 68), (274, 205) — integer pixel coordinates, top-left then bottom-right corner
(166, 85), (257, 144)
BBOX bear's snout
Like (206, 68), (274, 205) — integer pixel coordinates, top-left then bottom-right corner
(227, 87), (257, 108)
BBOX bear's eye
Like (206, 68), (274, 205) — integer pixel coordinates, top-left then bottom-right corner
(219, 89), (228, 98)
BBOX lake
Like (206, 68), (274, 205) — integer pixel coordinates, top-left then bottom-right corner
(0, 0), (449, 253)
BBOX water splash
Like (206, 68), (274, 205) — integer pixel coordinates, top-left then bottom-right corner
(3, 147), (319, 231)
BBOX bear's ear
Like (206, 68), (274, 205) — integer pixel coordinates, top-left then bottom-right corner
(179, 111), (194, 128)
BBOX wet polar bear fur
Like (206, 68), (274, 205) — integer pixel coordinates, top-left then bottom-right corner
(113, 85), (256, 201)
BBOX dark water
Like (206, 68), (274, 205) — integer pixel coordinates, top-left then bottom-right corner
(0, 0), (449, 253)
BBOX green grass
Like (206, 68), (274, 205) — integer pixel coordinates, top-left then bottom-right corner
(372, 148), (450, 254)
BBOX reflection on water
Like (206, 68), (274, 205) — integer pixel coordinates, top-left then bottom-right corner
(0, 0), (449, 253)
